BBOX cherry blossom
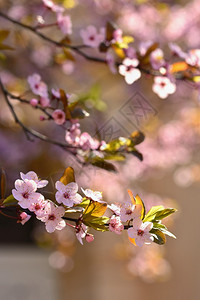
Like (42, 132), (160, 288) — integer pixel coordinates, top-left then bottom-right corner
(42, 0), (64, 13)
(52, 109), (66, 125)
(106, 52), (117, 74)
(108, 203), (121, 216)
(152, 76), (176, 99)
(112, 29), (123, 43)
(57, 14), (72, 35)
(20, 171), (48, 188)
(55, 181), (82, 207)
(40, 96), (50, 108)
(65, 123), (81, 146)
(27, 73), (48, 98)
(150, 48), (165, 70)
(120, 202), (142, 222)
(29, 195), (48, 217)
(119, 58), (141, 85)
(81, 188), (105, 203)
(109, 215), (124, 235)
(79, 132), (100, 151)
(12, 179), (41, 209)
(80, 25), (105, 48)
(85, 233), (94, 243)
(18, 212), (31, 225)
(127, 218), (153, 247)
(186, 49), (200, 67)
(76, 223), (88, 245)
(168, 43), (187, 59)
(37, 201), (66, 233)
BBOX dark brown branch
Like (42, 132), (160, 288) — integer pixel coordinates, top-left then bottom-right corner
(0, 12), (107, 64)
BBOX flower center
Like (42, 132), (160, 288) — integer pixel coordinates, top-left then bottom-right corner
(137, 229), (144, 236)
(22, 192), (29, 199)
(89, 35), (95, 41)
(48, 214), (55, 221)
(160, 82), (166, 88)
(63, 192), (70, 199)
(126, 209), (132, 215)
(35, 203), (41, 210)
(126, 65), (133, 72)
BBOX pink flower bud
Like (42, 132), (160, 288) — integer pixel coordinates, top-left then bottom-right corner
(18, 212), (31, 225)
(85, 233), (94, 243)
(30, 98), (38, 107)
(39, 115), (45, 121)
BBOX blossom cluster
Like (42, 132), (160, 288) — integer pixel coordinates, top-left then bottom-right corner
(1, 169), (176, 247)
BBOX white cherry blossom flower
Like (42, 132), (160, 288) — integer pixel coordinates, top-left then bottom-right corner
(81, 188), (105, 203)
(20, 171), (48, 188)
(57, 14), (72, 35)
(109, 215), (124, 234)
(18, 212), (31, 225)
(37, 201), (66, 233)
(12, 179), (41, 209)
(55, 181), (82, 207)
(152, 76), (176, 99)
(128, 218), (153, 247)
(76, 223), (88, 245)
(119, 58), (141, 84)
(29, 194), (48, 217)
(27, 73), (48, 98)
(120, 201), (142, 222)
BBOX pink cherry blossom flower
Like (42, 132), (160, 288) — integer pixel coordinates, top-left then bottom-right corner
(27, 73), (48, 98)
(18, 212), (31, 225)
(52, 109), (66, 125)
(152, 76), (176, 99)
(29, 195), (48, 217)
(120, 202), (142, 222)
(76, 223), (88, 245)
(55, 181), (82, 207)
(127, 218), (153, 247)
(108, 203), (121, 216)
(79, 132), (100, 151)
(30, 98), (38, 107)
(109, 215), (124, 234)
(81, 188), (105, 203)
(42, 0), (64, 13)
(37, 201), (66, 233)
(168, 43), (187, 59)
(57, 14), (72, 35)
(20, 171), (48, 188)
(12, 179), (41, 209)
(65, 123), (81, 146)
(51, 88), (60, 99)
(119, 58), (141, 84)
(40, 96), (50, 107)
(80, 25), (105, 48)
(112, 29), (123, 43)
(186, 49), (200, 67)
(150, 48), (165, 70)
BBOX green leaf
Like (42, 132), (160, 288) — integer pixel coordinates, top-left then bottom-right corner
(143, 206), (165, 222)
(154, 208), (177, 221)
(151, 229), (166, 245)
(59, 167), (75, 185)
(76, 197), (90, 208)
(152, 222), (176, 239)
(2, 194), (18, 207)
(83, 201), (107, 218)
(103, 153), (125, 161)
(83, 216), (109, 232)
(90, 157), (117, 172)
